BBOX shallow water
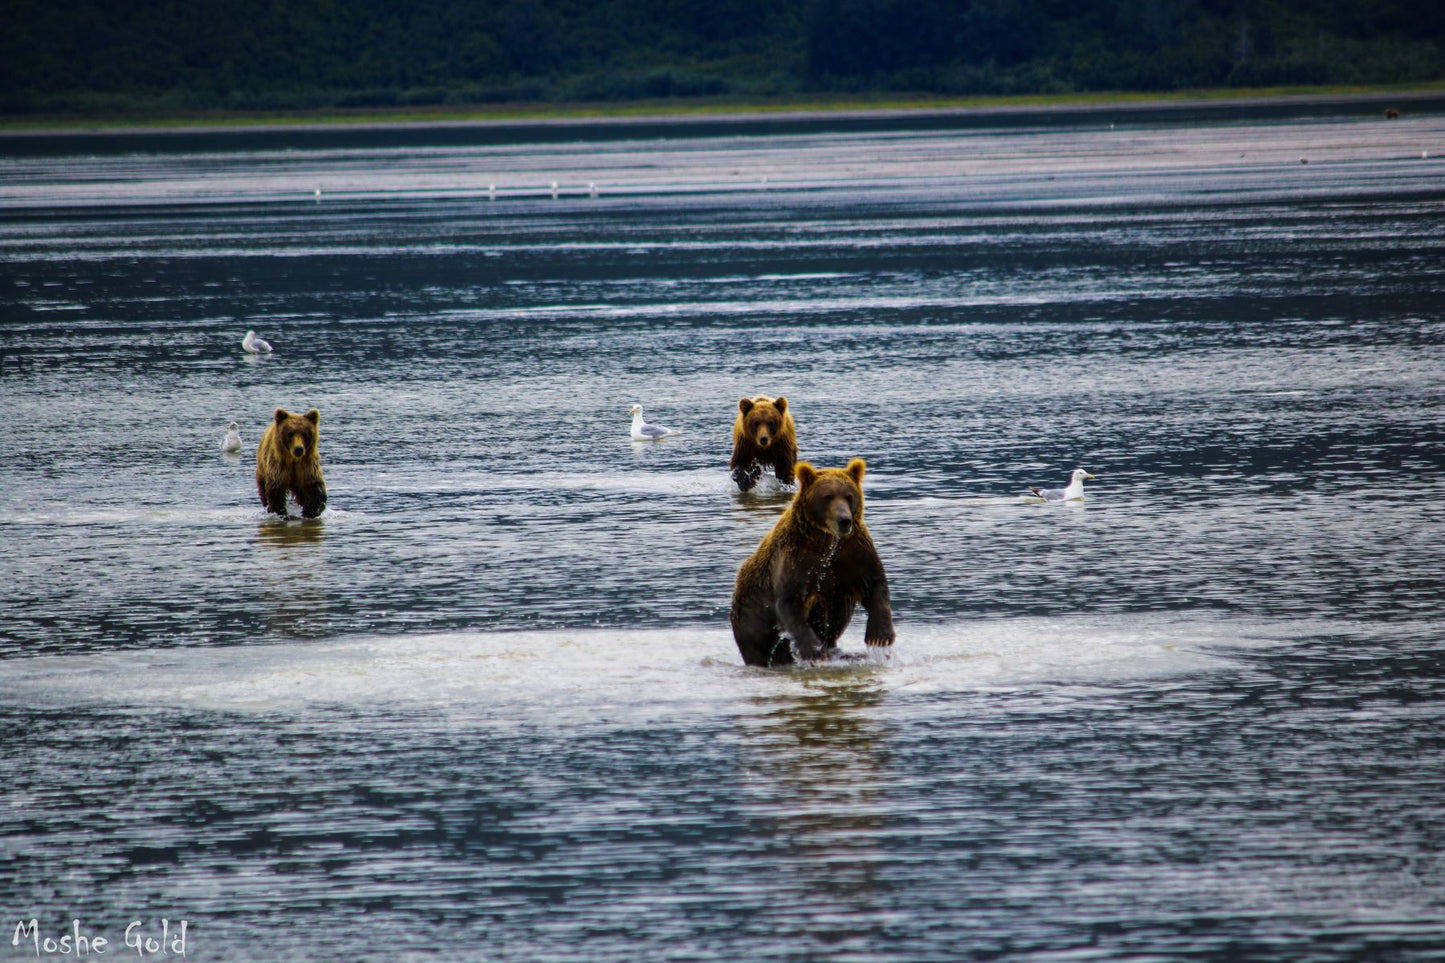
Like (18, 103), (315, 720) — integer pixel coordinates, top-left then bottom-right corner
(3, 106), (1444, 960)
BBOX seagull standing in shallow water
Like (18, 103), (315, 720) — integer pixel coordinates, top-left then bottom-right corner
(629, 404), (679, 441)
(1026, 468), (1097, 502)
(221, 422), (242, 453)
(242, 330), (272, 354)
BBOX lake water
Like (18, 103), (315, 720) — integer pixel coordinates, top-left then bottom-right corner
(2, 101), (1444, 961)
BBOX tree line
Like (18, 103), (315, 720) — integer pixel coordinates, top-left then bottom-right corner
(2, 0), (1441, 115)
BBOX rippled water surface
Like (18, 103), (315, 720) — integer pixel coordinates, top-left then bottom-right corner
(3, 105), (1445, 961)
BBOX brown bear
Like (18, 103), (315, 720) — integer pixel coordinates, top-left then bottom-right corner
(255, 407), (327, 518)
(730, 395), (798, 492)
(730, 458), (894, 666)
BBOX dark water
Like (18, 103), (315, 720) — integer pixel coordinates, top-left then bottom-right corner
(2, 108), (1444, 960)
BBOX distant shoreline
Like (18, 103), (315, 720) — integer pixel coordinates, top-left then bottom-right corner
(3, 84), (1443, 138)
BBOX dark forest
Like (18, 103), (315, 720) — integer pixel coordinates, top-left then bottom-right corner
(2, 0), (1442, 115)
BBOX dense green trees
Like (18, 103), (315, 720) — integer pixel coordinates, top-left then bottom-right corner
(1, 0), (1440, 115)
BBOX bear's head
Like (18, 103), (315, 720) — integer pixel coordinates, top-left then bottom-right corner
(738, 395), (788, 450)
(272, 408), (320, 462)
(794, 458), (866, 537)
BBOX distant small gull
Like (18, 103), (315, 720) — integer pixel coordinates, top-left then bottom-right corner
(629, 404), (679, 441)
(1025, 468), (1096, 502)
(242, 329), (272, 354)
(221, 422), (242, 453)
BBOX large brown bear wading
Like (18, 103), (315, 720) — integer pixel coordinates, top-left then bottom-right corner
(730, 458), (894, 666)
(256, 407), (327, 518)
(730, 395), (798, 492)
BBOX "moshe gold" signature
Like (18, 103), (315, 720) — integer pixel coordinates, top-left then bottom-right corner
(11, 919), (187, 958)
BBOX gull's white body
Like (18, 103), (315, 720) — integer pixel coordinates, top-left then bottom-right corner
(1027, 469), (1096, 502)
(221, 422), (242, 453)
(242, 330), (272, 354)
(629, 404), (678, 441)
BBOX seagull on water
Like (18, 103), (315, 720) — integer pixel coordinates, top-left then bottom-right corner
(629, 404), (679, 441)
(1025, 468), (1097, 502)
(242, 329), (273, 354)
(221, 422), (242, 453)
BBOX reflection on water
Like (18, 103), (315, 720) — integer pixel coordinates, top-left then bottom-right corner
(256, 518), (326, 549)
(739, 675), (889, 946)
(2, 109), (1444, 960)
(257, 519), (328, 639)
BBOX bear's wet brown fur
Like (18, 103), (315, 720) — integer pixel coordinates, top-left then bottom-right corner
(256, 407), (327, 518)
(730, 458), (894, 666)
(730, 395), (798, 492)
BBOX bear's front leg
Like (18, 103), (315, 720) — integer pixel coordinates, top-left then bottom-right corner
(731, 462), (762, 492)
(297, 483), (327, 518)
(863, 575), (895, 647)
(776, 594), (828, 662)
(262, 483), (291, 517)
(864, 610), (895, 647)
(772, 449), (796, 485)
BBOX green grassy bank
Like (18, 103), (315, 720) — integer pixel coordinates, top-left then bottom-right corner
(3, 82), (1443, 134)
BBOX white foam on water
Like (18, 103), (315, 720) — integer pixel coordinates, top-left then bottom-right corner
(1, 506), (363, 526)
(547, 469), (742, 496)
(0, 614), (1279, 724)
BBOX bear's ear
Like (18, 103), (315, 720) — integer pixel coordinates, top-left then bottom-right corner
(304, 409), (320, 426)
(773, 396), (787, 416)
(795, 462), (817, 489)
(273, 408), (291, 425)
(845, 458), (867, 484)
(738, 398), (754, 415)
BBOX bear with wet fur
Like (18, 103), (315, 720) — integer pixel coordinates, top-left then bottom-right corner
(730, 395), (798, 492)
(730, 458), (894, 666)
(256, 407), (327, 517)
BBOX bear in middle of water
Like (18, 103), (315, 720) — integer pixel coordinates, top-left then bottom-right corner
(730, 395), (797, 492)
(730, 458), (895, 667)
(256, 407), (327, 518)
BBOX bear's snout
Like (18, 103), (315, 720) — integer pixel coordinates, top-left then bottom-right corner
(829, 500), (854, 535)
(756, 432), (771, 448)
(292, 443), (306, 458)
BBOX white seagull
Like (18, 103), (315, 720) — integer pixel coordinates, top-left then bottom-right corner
(629, 404), (679, 441)
(242, 330), (273, 354)
(1025, 468), (1097, 502)
(221, 422), (242, 453)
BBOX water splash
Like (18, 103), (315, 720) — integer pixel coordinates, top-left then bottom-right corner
(813, 534), (841, 595)
(794, 534), (843, 659)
